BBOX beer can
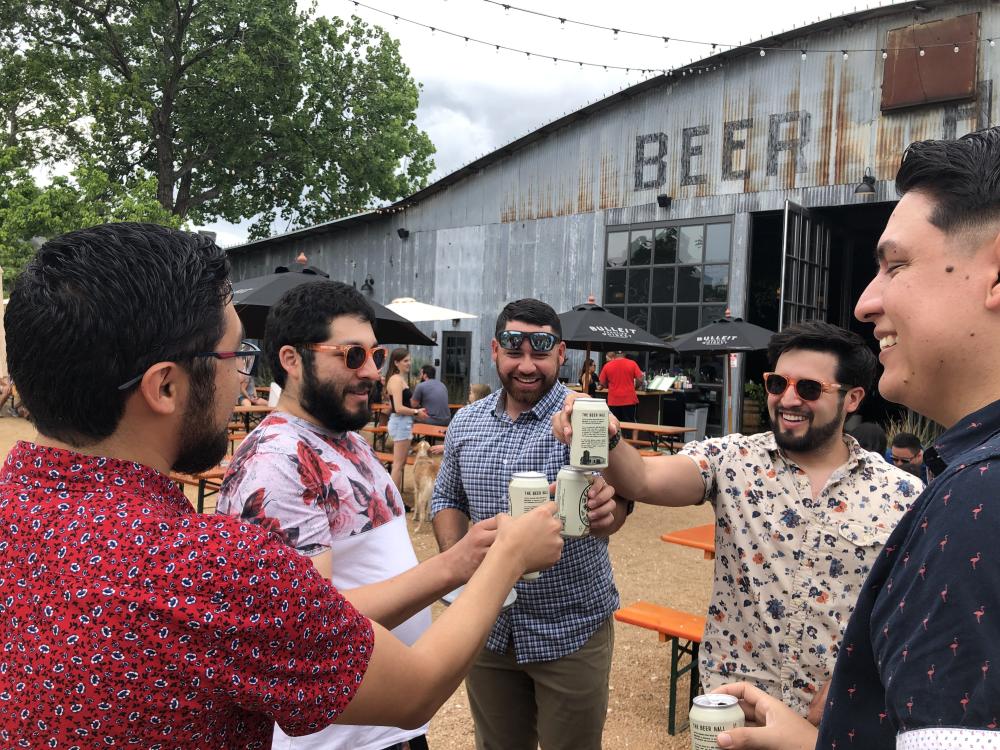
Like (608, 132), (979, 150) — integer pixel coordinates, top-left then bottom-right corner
(689, 694), (745, 750)
(570, 398), (610, 469)
(555, 466), (591, 538)
(508, 471), (550, 580)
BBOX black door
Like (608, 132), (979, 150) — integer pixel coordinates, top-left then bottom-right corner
(442, 331), (471, 404)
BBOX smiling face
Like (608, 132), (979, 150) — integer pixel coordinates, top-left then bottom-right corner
(767, 349), (863, 456)
(854, 191), (1000, 426)
(492, 320), (566, 414)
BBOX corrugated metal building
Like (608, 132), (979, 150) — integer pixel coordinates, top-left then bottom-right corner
(228, 0), (996, 435)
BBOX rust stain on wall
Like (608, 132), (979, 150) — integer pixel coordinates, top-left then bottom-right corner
(599, 152), (621, 210)
(577, 162), (593, 214)
(818, 56), (835, 184)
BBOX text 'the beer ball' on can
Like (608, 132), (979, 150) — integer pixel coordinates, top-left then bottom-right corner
(570, 398), (610, 469)
(508, 471), (550, 580)
(689, 694), (745, 750)
(555, 466), (591, 538)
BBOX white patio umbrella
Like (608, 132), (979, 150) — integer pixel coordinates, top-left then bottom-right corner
(386, 297), (477, 323)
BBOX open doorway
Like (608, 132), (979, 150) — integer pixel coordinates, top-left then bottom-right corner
(744, 200), (902, 429)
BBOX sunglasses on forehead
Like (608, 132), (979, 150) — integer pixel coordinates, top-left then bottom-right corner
(763, 372), (850, 402)
(497, 330), (561, 352)
(303, 343), (387, 370)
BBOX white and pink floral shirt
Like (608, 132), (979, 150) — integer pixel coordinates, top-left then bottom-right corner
(680, 431), (923, 715)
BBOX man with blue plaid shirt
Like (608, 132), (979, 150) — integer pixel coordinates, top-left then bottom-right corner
(432, 298), (630, 750)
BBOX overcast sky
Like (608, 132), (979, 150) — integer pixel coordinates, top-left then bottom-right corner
(201, 0), (910, 245)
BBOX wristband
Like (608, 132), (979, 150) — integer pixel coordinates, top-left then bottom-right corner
(608, 431), (622, 451)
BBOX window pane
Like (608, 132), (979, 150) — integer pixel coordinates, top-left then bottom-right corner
(703, 264), (730, 303)
(607, 232), (628, 267)
(626, 306), (649, 329)
(705, 223), (732, 262)
(676, 306), (700, 334)
(677, 265), (702, 302)
(650, 306), (673, 338)
(629, 231), (652, 265)
(698, 357), (724, 384)
(678, 225), (704, 263)
(628, 268), (651, 304)
(652, 267), (675, 303)
(605, 269), (626, 305)
(702, 304), (727, 325)
(605, 306), (624, 319)
(654, 227), (677, 264)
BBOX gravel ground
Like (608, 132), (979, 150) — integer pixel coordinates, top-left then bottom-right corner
(0, 417), (716, 749)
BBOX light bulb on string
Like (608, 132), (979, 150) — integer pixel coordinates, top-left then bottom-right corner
(559, 18), (566, 31)
(663, 37), (669, 48)
(613, 29), (619, 41)
(842, 50), (849, 60)
(801, 50), (807, 61)
(954, 44), (960, 53)
(991, 39), (996, 47)
(430, 26), (435, 36)
(759, 49), (766, 57)
(919, 47), (925, 56)
(503, 4), (510, 16)
(881, 49), (888, 59)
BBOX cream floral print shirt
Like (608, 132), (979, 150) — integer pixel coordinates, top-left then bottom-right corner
(680, 432), (923, 715)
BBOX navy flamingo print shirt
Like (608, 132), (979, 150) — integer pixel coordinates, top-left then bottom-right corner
(818, 399), (1000, 749)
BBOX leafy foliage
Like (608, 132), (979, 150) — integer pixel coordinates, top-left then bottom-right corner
(6, 0), (434, 239)
(884, 411), (945, 449)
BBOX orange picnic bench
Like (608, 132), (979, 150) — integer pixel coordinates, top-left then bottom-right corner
(614, 601), (705, 735)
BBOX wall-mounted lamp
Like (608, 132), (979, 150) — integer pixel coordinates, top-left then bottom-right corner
(295, 251), (308, 263)
(431, 330), (438, 342)
(656, 194), (673, 209)
(360, 275), (375, 297)
(451, 318), (460, 328)
(397, 227), (410, 239)
(854, 168), (876, 195)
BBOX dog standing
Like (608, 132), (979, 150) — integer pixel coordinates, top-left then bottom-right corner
(411, 440), (441, 532)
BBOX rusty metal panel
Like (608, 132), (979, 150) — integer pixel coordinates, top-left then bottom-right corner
(881, 13), (980, 110)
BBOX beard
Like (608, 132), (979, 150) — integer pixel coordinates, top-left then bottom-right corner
(173, 369), (230, 474)
(300, 360), (372, 432)
(497, 366), (558, 409)
(771, 398), (846, 454)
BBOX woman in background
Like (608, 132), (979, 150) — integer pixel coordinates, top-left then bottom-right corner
(385, 348), (426, 495)
(578, 358), (598, 397)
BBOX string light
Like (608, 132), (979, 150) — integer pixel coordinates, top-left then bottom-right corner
(346, 0), (998, 77)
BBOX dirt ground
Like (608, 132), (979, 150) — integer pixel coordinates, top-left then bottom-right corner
(0, 416), (715, 749)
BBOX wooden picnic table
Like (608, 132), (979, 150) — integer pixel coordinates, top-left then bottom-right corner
(412, 423), (447, 441)
(660, 523), (715, 560)
(233, 403), (274, 431)
(617, 421), (696, 453)
(171, 465), (227, 513)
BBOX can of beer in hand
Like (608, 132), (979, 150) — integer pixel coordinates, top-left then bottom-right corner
(508, 471), (551, 580)
(689, 694), (745, 750)
(570, 398), (610, 469)
(555, 466), (591, 538)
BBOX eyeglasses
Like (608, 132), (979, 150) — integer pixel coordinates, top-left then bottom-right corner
(890, 453), (916, 465)
(118, 341), (261, 391)
(763, 372), (849, 402)
(304, 343), (387, 370)
(497, 330), (561, 352)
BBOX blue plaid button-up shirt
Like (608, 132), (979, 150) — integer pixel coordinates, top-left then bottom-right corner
(431, 382), (619, 663)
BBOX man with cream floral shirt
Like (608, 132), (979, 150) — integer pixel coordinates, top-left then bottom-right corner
(554, 320), (921, 717)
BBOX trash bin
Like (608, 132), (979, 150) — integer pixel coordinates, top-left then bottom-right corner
(685, 404), (709, 442)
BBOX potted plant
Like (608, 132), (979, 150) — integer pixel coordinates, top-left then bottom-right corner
(742, 380), (769, 434)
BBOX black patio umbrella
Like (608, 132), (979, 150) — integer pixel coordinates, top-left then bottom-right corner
(558, 301), (675, 359)
(668, 316), (775, 354)
(668, 315), (775, 433)
(232, 266), (436, 346)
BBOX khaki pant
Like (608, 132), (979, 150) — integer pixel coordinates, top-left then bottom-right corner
(465, 617), (614, 750)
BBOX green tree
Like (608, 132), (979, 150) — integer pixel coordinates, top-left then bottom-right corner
(0, 149), (180, 286)
(14, 0), (434, 238)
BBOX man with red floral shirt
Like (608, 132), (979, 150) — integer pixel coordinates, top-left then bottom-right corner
(0, 223), (565, 749)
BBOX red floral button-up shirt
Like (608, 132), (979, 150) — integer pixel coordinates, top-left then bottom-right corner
(0, 441), (373, 749)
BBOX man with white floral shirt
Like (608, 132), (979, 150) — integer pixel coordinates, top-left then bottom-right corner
(554, 320), (922, 718)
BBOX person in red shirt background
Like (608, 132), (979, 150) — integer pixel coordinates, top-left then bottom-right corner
(0, 222), (566, 749)
(598, 351), (644, 422)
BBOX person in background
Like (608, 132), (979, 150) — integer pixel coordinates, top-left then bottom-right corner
(412, 364), (452, 426)
(555, 320), (922, 718)
(385, 348), (426, 495)
(238, 371), (268, 406)
(847, 421), (888, 457)
(468, 383), (492, 404)
(889, 430), (928, 482)
(578, 357), (598, 397)
(599, 350), (643, 422)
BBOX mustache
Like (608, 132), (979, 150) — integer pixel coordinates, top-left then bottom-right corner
(345, 382), (373, 395)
